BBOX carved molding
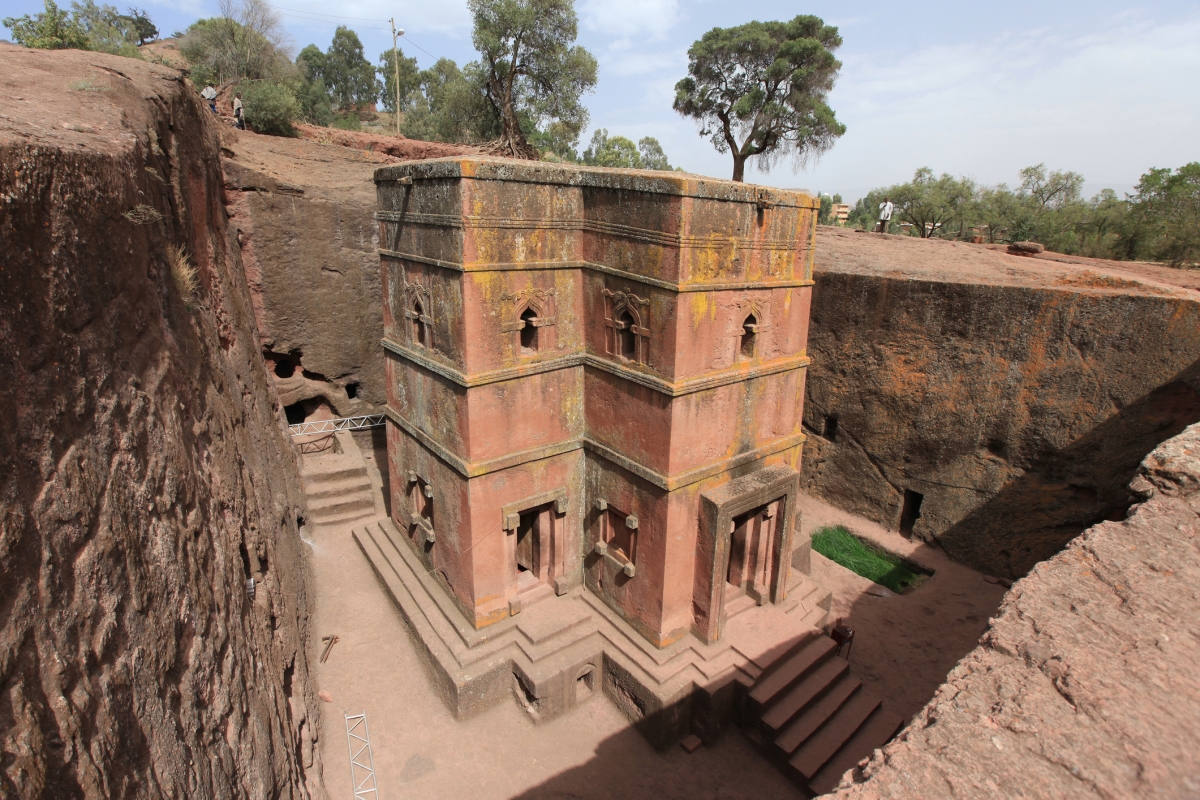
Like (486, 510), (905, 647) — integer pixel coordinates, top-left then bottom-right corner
(499, 287), (557, 333)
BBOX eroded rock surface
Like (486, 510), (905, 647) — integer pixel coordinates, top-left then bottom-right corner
(828, 422), (1200, 799)
(803, 227), (1200, 576)
(1, 48), (320, 798)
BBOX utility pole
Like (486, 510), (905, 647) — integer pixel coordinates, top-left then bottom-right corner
(390, 19), (405, 138)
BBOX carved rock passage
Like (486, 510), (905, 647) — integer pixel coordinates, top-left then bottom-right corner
(828, 422), (1200, 798)
(802, 228), (1200, 577)
(0, 49), (320, 798)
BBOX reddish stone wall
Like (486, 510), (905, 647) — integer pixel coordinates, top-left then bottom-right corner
(829, 422), (1200, 798)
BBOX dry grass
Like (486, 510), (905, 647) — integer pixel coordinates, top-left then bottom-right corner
(169, 245), (198, 306)
(123, 204), (162, 225)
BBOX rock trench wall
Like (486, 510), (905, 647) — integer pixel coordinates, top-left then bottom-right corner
(0, 49), (320, 798)
(802, 270), (1200, 577)
(829, 421), (1200, 798)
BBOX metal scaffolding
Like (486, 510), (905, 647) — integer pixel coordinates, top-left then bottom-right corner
(288, 414), (385, 437)
(345, 711), (379, 800)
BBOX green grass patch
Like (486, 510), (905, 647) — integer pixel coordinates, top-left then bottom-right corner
(811, 525), (930, 594)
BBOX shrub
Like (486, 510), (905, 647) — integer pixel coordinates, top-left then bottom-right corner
(240, 80), (299, 136)
(168, 245), (198, 306)
(331, 114), (361, 131)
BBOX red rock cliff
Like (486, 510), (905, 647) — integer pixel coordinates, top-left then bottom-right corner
(0, 47), (322, 798)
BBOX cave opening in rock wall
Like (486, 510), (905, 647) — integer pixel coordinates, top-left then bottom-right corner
(899, 490), (923, 538)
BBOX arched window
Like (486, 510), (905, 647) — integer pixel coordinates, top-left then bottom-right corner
(413, 301), (427, 347)
(617, 309), (636, 361)
(519, 307), (538, 354)
(740, 313), (758, 360)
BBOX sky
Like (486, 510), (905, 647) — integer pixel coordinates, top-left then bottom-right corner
(4, 0), (1198, 201)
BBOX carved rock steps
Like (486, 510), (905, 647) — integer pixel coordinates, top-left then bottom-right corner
(741, 634), (905, 796)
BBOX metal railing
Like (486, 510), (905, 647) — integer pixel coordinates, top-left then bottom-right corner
(345, 712), (379, 799)
(288, 414), (385, 437)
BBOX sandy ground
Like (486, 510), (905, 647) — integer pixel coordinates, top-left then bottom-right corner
(306, 445), (1010, 798)
(798, 495), (1009, 722)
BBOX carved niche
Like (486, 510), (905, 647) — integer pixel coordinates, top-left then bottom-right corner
(500, 287), (557, 354)
(403, 281), (433, 349)
(602, 287), (650, 364)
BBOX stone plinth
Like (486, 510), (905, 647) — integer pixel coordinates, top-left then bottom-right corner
(374, 158), (817, 648)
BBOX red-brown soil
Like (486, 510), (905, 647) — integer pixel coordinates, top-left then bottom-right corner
(292, 123), (476, 161)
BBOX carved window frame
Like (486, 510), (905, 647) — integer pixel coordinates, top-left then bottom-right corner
(602, 288), (650, 365)
(733, 298), (770, 362)
(500, 288), (557, 356)
(403, 282), (433, 350)
(405, 469), (435, 546)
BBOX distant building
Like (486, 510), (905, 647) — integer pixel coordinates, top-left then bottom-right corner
(831, 203), (850, 224)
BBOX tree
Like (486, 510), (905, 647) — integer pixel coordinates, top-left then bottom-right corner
(1128, 163), (1200, 266)
(582, 129), (640, 168)
(378, 47), (421, 113)
(293, 45), (332, 125)
(70, 0), (139, 56)
(638, 137), (674, 170)
(1019, 164), (1084, 210)
(4, 0), (89, 50)
(400, 58), (496, 144)
(127, 6), (156, 44)
(886, 168), (975, 238)
(323, 26), (379, 111)
(468, 0), (598, 159)
(180, 0), (292, 85)
(673, 16), (845, 182)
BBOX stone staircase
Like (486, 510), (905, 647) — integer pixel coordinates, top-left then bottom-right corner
(299, 432), (377, 528)
(741, 635), (905, 796)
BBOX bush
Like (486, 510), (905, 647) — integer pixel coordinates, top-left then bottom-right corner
(240, 80), (299, 136)
(331, 114), (361, 131)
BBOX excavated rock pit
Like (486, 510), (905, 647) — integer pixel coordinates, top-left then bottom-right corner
(803, 227), (1200, 577)
(0, 47), (320, 798)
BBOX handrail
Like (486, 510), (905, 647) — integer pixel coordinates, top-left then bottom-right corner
(288, 414), (386, 437)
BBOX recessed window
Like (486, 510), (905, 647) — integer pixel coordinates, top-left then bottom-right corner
(519, 307), (539, 354)
(346, 382), (360, 399)
(617, 310), (636, 361)
(823, 415), (839, 441)
(740, 314), (758, 360)
(900, 490), (923, 538)
(604, 507), (636, 564)
(412, 301), (427, 347)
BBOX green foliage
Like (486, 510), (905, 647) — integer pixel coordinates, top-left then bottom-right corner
(239, 79), (299, 136)
(468, 0), (598, 157)
(580, 129), (677, 170)
(1127, 163), (1200, 266)
(180, 0), (292, 85)
(378, 47), (421, 113)
(4, 0), (89, 50)
(818, 195), (832, 224)
(811, 526), (927, 594)
(674, 15), (845, 182)
(70, 0), (140, 57)
(331, 114), (361, 131)
(126, 6), (155, 44)
(400, 58), (497, 144)
(323, 26), (380, 110)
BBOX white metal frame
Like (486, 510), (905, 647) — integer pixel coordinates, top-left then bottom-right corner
(345, 711), (379, 800)
(289, 414), (385, 437)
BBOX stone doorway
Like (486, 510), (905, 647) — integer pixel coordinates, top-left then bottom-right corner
(726, 499), (782, 606)
(516, 503), (555, 592)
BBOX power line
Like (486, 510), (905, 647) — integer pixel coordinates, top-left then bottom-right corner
(400, 35), (437, 60)
(268, 4), (389, 23)
(266, 4), (442, 61)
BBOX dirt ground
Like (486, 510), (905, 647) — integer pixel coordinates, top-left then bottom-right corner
(307, 443), (1009, 799)
(798, 495), (1009, 723)
(816, 226), (1200, 296)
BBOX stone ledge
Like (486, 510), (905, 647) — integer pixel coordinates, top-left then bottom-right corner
(353, 518), (829, 748)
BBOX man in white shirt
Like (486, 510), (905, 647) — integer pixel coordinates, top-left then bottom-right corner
(877, 197), (894, 234)
(233, 92), (245, 129)
(200, 84), (217, 114)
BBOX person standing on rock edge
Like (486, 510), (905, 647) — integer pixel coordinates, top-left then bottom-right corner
(877, 196), (894, 234)
(200, 84), (218, 114)
(233, 93), (245, 130)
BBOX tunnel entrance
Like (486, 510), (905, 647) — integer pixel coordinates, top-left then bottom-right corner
(899, 490), (923, 538)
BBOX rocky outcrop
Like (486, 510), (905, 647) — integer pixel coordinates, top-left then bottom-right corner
(0, 48), (320, 798)
(803, 228), (1200, 577)
(827, 421), (1200, 798)
(220, 128), (391, 418)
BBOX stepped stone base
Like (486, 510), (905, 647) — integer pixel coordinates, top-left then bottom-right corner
(300, 431), (377, 527)
(354, 518), (831, 748)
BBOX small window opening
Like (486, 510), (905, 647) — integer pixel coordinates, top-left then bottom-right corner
(345, 382), (360, 399)
(284, 402), (306, 425)
(605, 507), (636, 564)
(824, 415), (839, 441)
(740, 314), (758, 360)
(575, 667), (595, 703)
(413, 302), (427, 347)
(900, 490), (923, 538)
(519, 307), (539, 354)
(617, 310), (636, 361)
(274, 358), (295, 378)
(516, 509), (537, 574)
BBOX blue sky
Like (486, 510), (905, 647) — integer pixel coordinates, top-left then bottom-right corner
(4, 0), (1198, 201)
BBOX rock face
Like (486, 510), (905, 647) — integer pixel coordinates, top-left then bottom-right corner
(0, 49), (320, 798)
(803, 228), (1200, 577)
(828, 421), (1200, 798)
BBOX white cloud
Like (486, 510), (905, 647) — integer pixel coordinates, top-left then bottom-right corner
(581, 0), (678, 39)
